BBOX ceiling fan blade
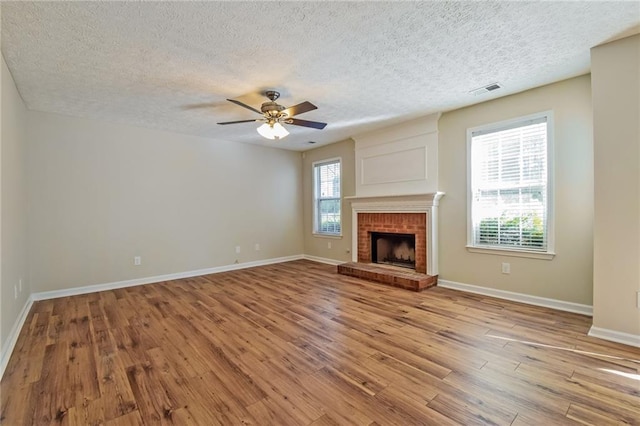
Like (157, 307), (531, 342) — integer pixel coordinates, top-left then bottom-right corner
(288, 118), (327, 130)
(217, 119), (260, 125)
(283, 101), (317, 117)
(227, 99), (262, 114)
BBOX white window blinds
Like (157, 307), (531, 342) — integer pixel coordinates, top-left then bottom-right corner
(314, 159), (341, 235)
(470, 115), (549, 251)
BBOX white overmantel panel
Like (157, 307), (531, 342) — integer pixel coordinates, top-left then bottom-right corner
(353, 113), (440, 197)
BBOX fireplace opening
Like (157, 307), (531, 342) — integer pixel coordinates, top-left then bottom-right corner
(371, 232), (416, 270)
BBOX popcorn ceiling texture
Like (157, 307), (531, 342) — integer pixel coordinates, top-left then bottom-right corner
(1, 1), (638, 150)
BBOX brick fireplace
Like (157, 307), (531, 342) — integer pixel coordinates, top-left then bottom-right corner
(338, 193), (444, 291)
(348, 193), (443, 276)
(358, 213), (426, 273)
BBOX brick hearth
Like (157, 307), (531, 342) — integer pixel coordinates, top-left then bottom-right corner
(337, 262), (437, 292)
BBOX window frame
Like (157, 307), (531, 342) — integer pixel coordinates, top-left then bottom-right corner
(466, 111), (555, 260)
(312, 157), (342, 237)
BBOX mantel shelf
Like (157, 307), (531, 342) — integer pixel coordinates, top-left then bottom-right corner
(344, 192), (445, 201)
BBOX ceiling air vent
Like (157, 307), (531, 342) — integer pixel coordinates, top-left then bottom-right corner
(469, 82), (502, 96)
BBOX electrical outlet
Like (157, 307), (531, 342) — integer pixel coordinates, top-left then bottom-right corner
(254, 243), (260, 251)
(637, 291), (640, 309)
(328, 241), (332, 249)
(14, 285), (18, 300)
(134, 256), (141, 266)
(19, 278), (23, 293)
(501, 262), (511, 274)
(235, 246), (241, 254)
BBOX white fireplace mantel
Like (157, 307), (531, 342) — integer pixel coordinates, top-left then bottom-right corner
(345, 192), (444, 210)
(346, 192), (444, 276)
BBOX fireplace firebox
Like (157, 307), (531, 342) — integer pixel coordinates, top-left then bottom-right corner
(371, 232), (416, 270)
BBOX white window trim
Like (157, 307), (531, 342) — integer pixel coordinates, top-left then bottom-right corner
(312, 157), (343, 237)
(466, 111), (555, 260)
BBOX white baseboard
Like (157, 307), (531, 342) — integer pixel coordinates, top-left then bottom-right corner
(303, 254), (346, 266)
(438, 279), (593, 316)
(0, 296), (34, 379)
(31, 255), (305, 301)
(588, 326), (640, 348)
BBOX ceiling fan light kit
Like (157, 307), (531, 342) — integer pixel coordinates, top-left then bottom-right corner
(218, 90), (327, 140)
(257, 122), (289, 140)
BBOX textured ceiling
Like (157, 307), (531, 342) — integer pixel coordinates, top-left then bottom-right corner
(2, 2), (639, 151)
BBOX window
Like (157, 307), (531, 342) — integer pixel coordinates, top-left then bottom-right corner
(468, 112), (554, 258)
(313, 158), (341, 235)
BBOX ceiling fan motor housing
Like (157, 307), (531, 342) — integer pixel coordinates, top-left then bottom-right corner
(261, 101), (286, 118)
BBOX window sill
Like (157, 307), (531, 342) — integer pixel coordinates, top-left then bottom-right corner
(313, 233), (343, 239)
(466, 245), (555, 260)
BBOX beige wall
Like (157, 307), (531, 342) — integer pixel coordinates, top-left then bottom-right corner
(439, 75), (594, 305)
(302, 139), (355, 262)
(1, 55), (29, 351)
(26, 111), (303, 292)
(592, 34), (640, 336)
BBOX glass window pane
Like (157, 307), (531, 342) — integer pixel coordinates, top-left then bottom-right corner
(314, 160), (341, 234)
(471, 116), (548, 251)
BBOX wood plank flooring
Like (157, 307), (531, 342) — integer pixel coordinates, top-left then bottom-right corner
(1, 260), (639, 425)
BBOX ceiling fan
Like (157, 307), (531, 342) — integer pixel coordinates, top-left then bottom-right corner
(217, 91), (327, 140)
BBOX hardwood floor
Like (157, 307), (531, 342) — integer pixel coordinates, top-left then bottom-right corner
(1, 260), (639, 425)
